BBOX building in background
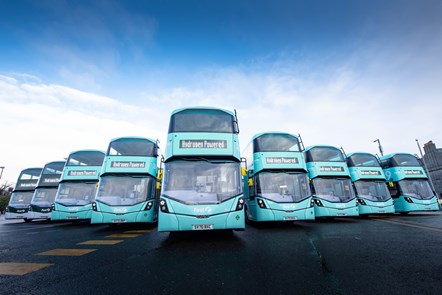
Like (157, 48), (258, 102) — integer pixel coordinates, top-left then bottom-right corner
(422, 141), (442, 197)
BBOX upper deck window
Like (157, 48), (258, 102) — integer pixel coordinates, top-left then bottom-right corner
(391, 154), (421, 167)
(168, 109), (238, 133)
(306, 147), (344, 162)
(347, 154), (380, 168)
(43, 162), (65, 175)
(19, 169), (42, 180)
(253, 134), (300, 152)
(108, 138), (156, 157)
(67, 151), (105, 166)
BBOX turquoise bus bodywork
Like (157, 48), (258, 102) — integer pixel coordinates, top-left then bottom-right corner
(158, 107), (245, 232)
(380, 153), (439, 213)
(51, 150), (105, 222)
(242, 132), (314, 222)
(5, 167), (42, 221)
(305, 145), (359, 218)
(346, 152), (395, 215)
(91, 137), (160, 224)
(26, 161), (65, 221)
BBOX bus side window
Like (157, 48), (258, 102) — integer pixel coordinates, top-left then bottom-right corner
(388, 182), (399, 198)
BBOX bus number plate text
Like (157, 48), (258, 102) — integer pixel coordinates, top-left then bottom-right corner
(283, 216), (297, 221)
(192, 224), (213, 230)
(112, 219), (127, 223)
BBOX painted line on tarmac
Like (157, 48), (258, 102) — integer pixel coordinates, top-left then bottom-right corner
(0, 224), (64, 233)
(0, 263), (53, 276)
(124, 229), (153, 233)
(106, 234), (141, 238)
(36, 249), (97, 256)
(373, 218), (442, 233)
(78, 240), (124, 245)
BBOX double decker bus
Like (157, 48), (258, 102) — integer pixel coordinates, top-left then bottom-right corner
(346, 152), (395, 215)
(380, 153), (439, 214)
(242, 132), (314, 222)
(91, 137), (160, 224)
(158, 107), (245, 232)
(51, 150), (105, 222)
(305, 145), (358, 217)
(5, 167), (42, 222)
(27, 161), (65, 221)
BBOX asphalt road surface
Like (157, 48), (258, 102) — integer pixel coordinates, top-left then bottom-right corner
(1, 211), (441, 295)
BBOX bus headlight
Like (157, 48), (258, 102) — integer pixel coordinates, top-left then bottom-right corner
(358, 199), (367, 206)
(310, 199), (314, 207)
(235, 198), (244, 211)
(92, 202), (97, 211)
(257, 198), (267, 209)
(404, 197), (413, 203)
(28, 205), (33, 211)
(144, 201), (154, 211)
(160, 199), (169, 213)
(314, 199), (323, 207)
(51, 203), (55, 211)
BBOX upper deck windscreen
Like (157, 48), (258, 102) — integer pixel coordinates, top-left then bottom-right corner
(107, 138), (156, 157)
(391, 154), (421, 167)
(254, 134), (300, 152)
(43, 162), (65, 175)
(347, 154), (380, 168)
(306, 147), (344, 162)
(168, 109), (237, 133)
(67, 151), (105, 166)
(19, 168), (42, 180)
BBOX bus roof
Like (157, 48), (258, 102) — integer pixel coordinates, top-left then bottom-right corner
(251, 131), (299, 141)
(109, 136), (156, 143)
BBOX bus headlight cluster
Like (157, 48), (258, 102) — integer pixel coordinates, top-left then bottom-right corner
(310, 199), (314, 207)
(28, 205), (33, 211)
(51, 203), (55, 211)
(92, 202), (97, 211)
(145, 201), (154, 211)
(160, 199), (169, 213)
(314, 199), (323, 207)
(358, 199), (366, 206)
(257, 198), (267, 209)
(404, 197), (413, 203)
(236, 198), (244, 211)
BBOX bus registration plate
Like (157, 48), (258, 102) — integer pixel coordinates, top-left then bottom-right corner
(192, 224), (213, 230)
(337, 213), (346, 216)
(284, 216), (297, 221)
(67, 216), (78, 220)
(112, 219), (127, 223)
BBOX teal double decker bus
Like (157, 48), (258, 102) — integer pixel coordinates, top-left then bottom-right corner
(5, 167), (42, 222)
(305, 145), (359, 217)
(158, 107), (245, 232)
(27, 161), (65, 221)
(242, 132), (314, 222)
(380, 153), (440, 214)
(51, 150), (105, 222)
(91, 137), (160, 224)
(346, 152), (395, 215)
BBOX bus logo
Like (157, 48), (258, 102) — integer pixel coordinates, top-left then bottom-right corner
(113, 207), (128, 213)
(193, 207), (212, 214)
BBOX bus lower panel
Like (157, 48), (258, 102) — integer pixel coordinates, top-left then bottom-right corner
(358, 199), (395, 215)
(26, 211), (51, 220)
(90, 209), (156, 224)
(393, 196), (440, 213)
(51, 209), (92, 221)
(158, 210), (245, 232)
(5, 212), (29, 220)
(253, 207), (315, 222)
(314, 204), (359, 217)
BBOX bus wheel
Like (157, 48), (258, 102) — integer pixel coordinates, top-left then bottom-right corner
(23, 218), (31, 223)
(400, 212), (410, 215)
(245, 207), (250, 224)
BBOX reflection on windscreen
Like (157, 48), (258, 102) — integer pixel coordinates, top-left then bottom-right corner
(399, 180), (434, 200)
(32, 188), (58, 205)
(256, 172), (310, 203)
(55, 182), (97, 205)
(96, 176), (154, 206)
(170, 109), (234, 133)
(354, 181), (391, 202)
(312, 178), (355, 202)
(163, 161), (242, 204)
(9, 192), (34, 205)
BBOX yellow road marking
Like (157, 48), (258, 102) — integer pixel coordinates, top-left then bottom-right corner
(106, 234), (140, 238)
(124, 230), (152, 233)
(36, 249), (97, 256)
(77, 240), (123, 245)
(0, 263), (53, 275)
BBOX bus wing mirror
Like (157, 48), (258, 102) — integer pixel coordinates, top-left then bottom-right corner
(157, 169), (163, 180)
(388, 181), (394, 187)
(241, 167), (247, 177)
(248, 178), (253, 187)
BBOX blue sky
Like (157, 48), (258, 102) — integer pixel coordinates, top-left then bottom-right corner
(1, 0), (441, 184)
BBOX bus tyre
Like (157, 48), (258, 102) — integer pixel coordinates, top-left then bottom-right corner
(400, 212), (410, 215)
(23, 218), (31, 223)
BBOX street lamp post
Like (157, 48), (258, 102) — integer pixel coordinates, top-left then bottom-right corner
(373, 139), (384, 157)
(0, 166), (4, 182)
(415, 139), (437, 193)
